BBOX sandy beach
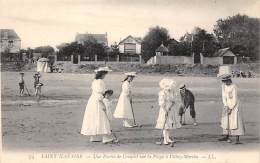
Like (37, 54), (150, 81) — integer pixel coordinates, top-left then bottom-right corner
(1, 72), (259, 163)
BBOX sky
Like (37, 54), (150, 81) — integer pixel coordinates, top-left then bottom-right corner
(0, 0), (259, 48)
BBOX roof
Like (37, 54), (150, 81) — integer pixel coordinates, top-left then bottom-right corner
(119, 35), (142, 44)
(156, 43), (169, 52)
(0, 29), (21, 40)
(168, 38), (179, 44)
(75, 33), (108, 45)
(212, 48), (236, 57)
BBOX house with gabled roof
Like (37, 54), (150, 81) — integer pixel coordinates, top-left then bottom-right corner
(75, 32), (108, 46)
(0, 29), (21, 54)
(155, 43), (169, 56)
(201, 47), (237, 65)
(118, 35), (142, 55)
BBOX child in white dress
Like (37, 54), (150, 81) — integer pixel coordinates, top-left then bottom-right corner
(218, 75), (245, 144)
(155, 78), (181, 145)
(103, 90), (114, 121)
(114, 72), (137, 128)
(217, 66), (245, 144)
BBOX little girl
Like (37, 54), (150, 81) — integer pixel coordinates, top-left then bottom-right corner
(103, 89), (114, 121)
(155, 78), (181, 145)
(114, 72), (137, 128)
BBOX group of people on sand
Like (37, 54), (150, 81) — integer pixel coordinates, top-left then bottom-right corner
(80, 66), (245, 145)
(18, 72), (43, 97)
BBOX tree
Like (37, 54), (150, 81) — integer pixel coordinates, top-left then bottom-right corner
(82, 40), (106, 61)
(214, 14), (260, 60)
(178, 27), (219, 57)
(141, 26), (170, 62)
(34, 46), (55, 58)
(57, 41), (107, 61)
(110, 42), (119, 56)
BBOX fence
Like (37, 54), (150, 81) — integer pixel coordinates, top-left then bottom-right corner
(147, 55), (194, 65)
(55, 54), (142, 64)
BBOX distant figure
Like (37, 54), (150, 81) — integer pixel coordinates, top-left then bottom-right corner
(231, 71), (235, 78)
(178, 84), (197, 126)
(240, 71), (246, 78)
(103, 90), (114, 121)
(18, 73), (25, 96)
(247, 71), (252, 78)
(235, 71), (240, 78)
(33, 72), (43, 96)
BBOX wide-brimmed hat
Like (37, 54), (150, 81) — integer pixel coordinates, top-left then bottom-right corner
(159, 78), (177, 90)
(124, 72), (137, 77)
(19, 72), (24, 75)
(94, 66), (112, 73)
(221, 75), (232, 81)
(179, 84), (186, 90)
(104, 89), (113, 96)
(34, 72), (40, 76)
(217, 66), (232, 80)
(37, 58), (49, 62)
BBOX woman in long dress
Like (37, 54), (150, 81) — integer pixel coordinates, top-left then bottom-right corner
(114, 72), (136, 128)
(81, 67), (116, 144)
(155, 78), (181, 145)
(218, 75), (245, 144)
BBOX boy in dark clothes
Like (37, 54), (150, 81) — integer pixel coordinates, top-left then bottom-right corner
(179, 84), (197, 126)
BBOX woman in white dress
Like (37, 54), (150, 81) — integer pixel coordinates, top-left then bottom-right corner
(218, 75), (245, 144)
(81, 67), (116, 144)
(155, 78), (181, 145)
(114, 72), (136, 128)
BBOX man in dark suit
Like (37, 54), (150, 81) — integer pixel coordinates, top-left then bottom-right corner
(179, 84), (197, 126)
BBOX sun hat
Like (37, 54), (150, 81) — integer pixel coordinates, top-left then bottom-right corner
(179, 84), (186, 90)
(124, 72), (137, 77)
(94, 66), (112, 73)
(217, 66), (232, 80)
(159, 78), (177, 90)
(104, 89), (113, 96)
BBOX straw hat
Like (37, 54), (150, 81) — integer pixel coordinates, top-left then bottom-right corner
(179, 84), (186, 90)
(159, 78), (177, 90)
(94, 66), (112, 73)
(217, 66), (232, 79)
(124, 72), (137, 77)
(34, 72), (41, 77)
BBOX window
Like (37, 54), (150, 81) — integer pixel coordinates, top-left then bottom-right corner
(8, 40), (14, 48)
(223, 56), (234, 64)
(124, 43), (136, 54)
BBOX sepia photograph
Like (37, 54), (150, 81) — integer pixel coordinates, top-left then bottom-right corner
(1, 0), (259, 163)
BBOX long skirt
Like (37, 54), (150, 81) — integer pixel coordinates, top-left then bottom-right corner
(222, 110), (245, 136)
(114, 93), (133, 119)
(81, 94), (111, 136)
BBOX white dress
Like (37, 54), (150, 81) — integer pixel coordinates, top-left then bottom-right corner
(113, 81), (134, 119)
(81, 79), (111, 136)
(103, 98), (113, 121)
(221, 84), (245, 136)
(155, 90), (181, 129)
